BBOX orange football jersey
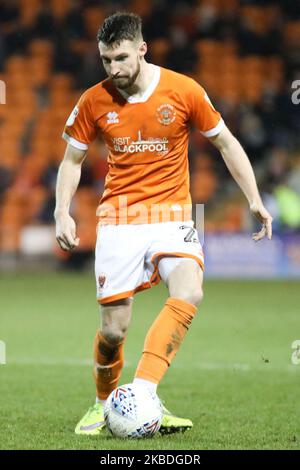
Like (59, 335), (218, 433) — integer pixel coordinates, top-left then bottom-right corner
(63, 65), (224, 224)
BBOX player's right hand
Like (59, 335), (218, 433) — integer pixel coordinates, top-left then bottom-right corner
(55, 213), (80, 251)
(250, 202), (273, 242)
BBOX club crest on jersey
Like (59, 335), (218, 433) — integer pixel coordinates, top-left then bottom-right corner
(106, 111), (119, 124)
(156, 104), (176, 125)
(98, 274), (106, 289)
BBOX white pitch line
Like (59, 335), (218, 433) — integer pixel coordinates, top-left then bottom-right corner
(3, 358), (299, 372)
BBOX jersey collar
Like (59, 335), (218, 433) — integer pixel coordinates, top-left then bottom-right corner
(118, 64), (161, 104)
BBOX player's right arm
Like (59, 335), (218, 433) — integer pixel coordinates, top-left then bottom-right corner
(54, 143), (87, 251)
(55, 88), (97, 251)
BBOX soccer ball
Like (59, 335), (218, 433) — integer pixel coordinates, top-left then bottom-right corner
(104, 383), (163, 438)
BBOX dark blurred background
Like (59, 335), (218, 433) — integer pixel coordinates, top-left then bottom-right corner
(0, 0), (299, 274)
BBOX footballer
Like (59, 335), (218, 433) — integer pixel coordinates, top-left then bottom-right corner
(54, 12), (272, 435)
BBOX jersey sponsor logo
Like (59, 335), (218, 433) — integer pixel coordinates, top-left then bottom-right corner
(106, 111), (119, 124)
(112, 131), (169, 156)
(66, 106), (79, 126)
(156, 103), (176, 125)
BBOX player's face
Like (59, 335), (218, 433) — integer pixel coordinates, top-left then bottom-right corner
(99, 40), (145, 90)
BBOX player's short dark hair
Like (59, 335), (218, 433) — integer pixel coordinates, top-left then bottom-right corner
(97, 12), (143, 47)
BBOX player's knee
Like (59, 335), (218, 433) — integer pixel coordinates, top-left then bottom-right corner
(189, 286), (204, 306)
(102, 328), (126, 345)
(167, 259), (204, 306)
(100, 299), (132, 344)
(172, 285), (204, 306)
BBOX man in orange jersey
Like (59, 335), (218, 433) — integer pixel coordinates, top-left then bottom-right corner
(54, 12), (272, 435)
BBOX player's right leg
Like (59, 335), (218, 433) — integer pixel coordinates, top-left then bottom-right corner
(75, 223), (150, 435)
(75, 298), (132, 435)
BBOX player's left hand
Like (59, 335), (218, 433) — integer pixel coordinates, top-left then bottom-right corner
(250, 202), (273, 241)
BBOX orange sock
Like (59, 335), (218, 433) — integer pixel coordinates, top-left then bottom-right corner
(93, 330), (124, 400)
(134, 297), (197, 384)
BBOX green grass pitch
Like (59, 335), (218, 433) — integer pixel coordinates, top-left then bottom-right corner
(0, 272), (299, 450)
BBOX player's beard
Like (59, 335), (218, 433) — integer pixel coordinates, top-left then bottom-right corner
(113, 60), (140, 91)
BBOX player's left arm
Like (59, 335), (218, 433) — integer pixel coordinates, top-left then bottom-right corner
(208, 125), (273, 241)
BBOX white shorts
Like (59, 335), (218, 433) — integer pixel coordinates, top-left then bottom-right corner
(95, 220), (204, 305)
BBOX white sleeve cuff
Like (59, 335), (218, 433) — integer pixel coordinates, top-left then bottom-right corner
(62, 132), (89, 150)
(200, 118), (225, 138)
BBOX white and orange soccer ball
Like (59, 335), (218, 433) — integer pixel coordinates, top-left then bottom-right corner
(104, 383), (163, 438)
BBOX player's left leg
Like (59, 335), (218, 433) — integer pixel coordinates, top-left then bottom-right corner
(134, 257), (203, 433)
(135, 258), (203, 383)
(164, 258), (203, 305)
